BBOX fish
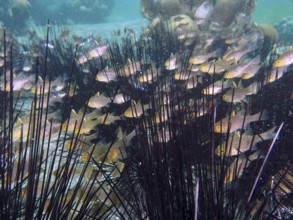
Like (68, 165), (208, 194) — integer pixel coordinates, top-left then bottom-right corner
(39, 92), (66, 109)
(80, 128), (136, 163)
(109, 127), (136, 150)
(124, 100), (151, 118)
(241, 64), (260, 80)
(165, 53), (179, 70)
(214, 110), (269, 133)
(224, 35), (243, 45)
(62, 109), (100, 133)
(88, 92), (111, 109)
(273, 49), (293, 67)
(31, 76), (65, 94)
(78, 44), (109, 64)
(174, 70), (198, 80)
(79, 142), (111, 162)
(224, 150), (264, 183)
(95, 112), (121, 125)
(189, 49), (221, 65)
(1, 73), (35, 92)
(73, 118), (100, 135)
(199, 59), (232, 74)
(223, 46), (256, 62)
(202, 80), (232, 95)
(121, 60), (142, 76)
(185, 75), (203, 89)
(222, 81), (259, 103)
(215, 126), (276, 156)
(137, 68), (159, 83)
(113, 93), (126, 104)
(12, 118), (51, 141)
(224, 56), (260, 79)
(95, 67), (117, 82)
(267, 65), (287, 83)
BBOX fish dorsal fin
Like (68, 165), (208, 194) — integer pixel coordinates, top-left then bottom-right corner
(70, 109), (78, 118)
(237, 80), (244, 89)
(117, 126), (123, 140)
(127, 58), (132, 64)
(231, 46), (237, 51)
(16, 118), (23, 125)
(130, 99), (137, 106)
(38, 76), (44, 83)
(78, 108), (85, 117)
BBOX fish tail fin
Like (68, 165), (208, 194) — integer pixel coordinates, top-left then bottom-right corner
(258, 110), (269, 121)
(247, 82), (259, 95)
(248, 149), (265, 161)
(250, 55), (261, 65)
(261, 126), (277, 140)
(214, 48), (223, 57)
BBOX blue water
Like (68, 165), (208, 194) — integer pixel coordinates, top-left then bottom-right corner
(109, 0), (142, 22)
(253, 0), (293, 24)
(2, 0), (293, 37)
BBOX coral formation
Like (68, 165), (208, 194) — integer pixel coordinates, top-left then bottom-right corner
(274, 16), (293, 44)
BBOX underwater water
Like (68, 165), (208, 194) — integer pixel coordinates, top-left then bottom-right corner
(0, 0), (292, 220)
(252, 0), (293, 24)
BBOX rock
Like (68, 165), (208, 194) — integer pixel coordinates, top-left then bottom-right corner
(274, 17), (293, 44)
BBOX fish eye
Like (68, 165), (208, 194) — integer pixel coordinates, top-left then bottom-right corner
(109, 151), (119, 160)
(114, 151), (118, 157)
(20, 191), (25, 197)
(215, 125), (221, 131)
(268, 75), (274, 82)
(80, 155), (86, 161)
